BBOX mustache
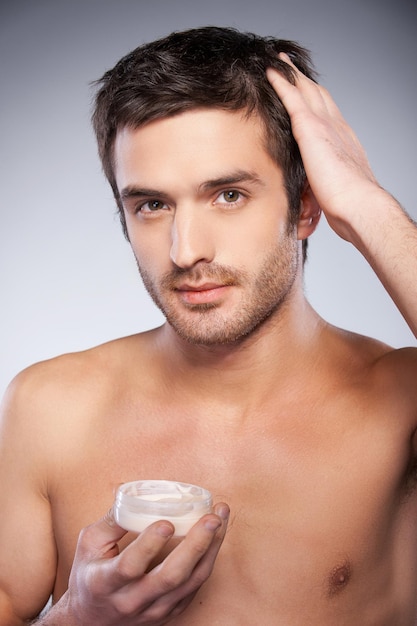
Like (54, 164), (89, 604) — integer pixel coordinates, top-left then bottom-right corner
(160, 263), (246, 290)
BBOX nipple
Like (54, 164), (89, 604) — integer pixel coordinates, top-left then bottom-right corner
(328, 561), (352, 597)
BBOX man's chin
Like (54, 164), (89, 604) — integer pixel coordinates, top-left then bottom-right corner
(165, 312), (271, 347)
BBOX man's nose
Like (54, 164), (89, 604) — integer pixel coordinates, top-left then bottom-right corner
(170, 207), (215, 269)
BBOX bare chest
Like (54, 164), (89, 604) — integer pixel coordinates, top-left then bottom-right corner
(50, 403), (417, 622)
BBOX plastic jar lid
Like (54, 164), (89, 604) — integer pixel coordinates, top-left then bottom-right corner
(113, 479), (213, 536)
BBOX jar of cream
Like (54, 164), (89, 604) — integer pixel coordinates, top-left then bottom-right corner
(114, 480), (213, 536)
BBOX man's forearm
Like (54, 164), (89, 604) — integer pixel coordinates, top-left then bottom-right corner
(349, 190), (417, 338)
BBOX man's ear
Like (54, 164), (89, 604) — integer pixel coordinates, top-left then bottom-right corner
(297, 182), (321, 241)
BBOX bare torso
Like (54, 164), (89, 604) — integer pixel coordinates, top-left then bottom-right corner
(37, 325), (417, 625)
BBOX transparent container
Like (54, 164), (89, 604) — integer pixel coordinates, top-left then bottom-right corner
(114, 479), (213, 536)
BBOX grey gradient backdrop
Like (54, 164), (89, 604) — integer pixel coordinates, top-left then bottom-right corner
(1, 0), (416, 398)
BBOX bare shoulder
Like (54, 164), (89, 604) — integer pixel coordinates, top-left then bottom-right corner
(0, 330), (159, 448)
(322, 323), (417, 417)
(372, 343), (417, 416)
(343, 327), (417, 389)
(324, 323), (417, 372)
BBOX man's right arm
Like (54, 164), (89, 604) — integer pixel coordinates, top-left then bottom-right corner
(0, 370), (58, 625)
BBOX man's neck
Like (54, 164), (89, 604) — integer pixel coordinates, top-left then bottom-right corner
(154, 293), (324, 412)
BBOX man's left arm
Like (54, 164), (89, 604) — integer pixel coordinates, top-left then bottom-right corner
(267, 55), (417, 338)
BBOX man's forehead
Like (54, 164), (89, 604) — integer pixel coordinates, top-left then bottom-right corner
(115, 106), (266, 145)
(113, 110), (279, 196)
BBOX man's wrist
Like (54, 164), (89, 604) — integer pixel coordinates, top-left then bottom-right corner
(31, 594), (79, 626)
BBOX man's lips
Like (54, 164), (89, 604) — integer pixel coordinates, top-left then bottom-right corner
(176, 282), (224, 292)
(175, 282), (231, 305)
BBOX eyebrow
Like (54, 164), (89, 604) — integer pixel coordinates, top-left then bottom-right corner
(119, 170), (265, 201)
(198, 170), (265, 193)
(120, 186), (168, 200)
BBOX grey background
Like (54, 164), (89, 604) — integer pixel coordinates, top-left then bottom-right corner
(1, 0), (416, 398)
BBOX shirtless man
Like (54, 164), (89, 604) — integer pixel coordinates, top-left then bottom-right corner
(1, 26), (417, 625)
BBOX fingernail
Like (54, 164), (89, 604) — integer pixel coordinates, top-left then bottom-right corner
(216, 504), (230, 521)
(205, 518), (221, 532)
(157, 523), (174, 538)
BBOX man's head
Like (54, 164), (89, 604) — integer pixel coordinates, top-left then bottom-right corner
(92, 26), (317, 259)
(113, 107), (306, 345)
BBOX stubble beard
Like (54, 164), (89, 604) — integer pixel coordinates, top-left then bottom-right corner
(136, 237), (299, 346)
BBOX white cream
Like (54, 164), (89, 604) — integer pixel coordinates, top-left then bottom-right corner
(114, 480), (213, 536)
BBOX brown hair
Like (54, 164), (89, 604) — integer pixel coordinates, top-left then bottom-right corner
(92, 26), (317, 257)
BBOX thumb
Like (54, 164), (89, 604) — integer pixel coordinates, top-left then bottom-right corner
(76, 507), (128, 560)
